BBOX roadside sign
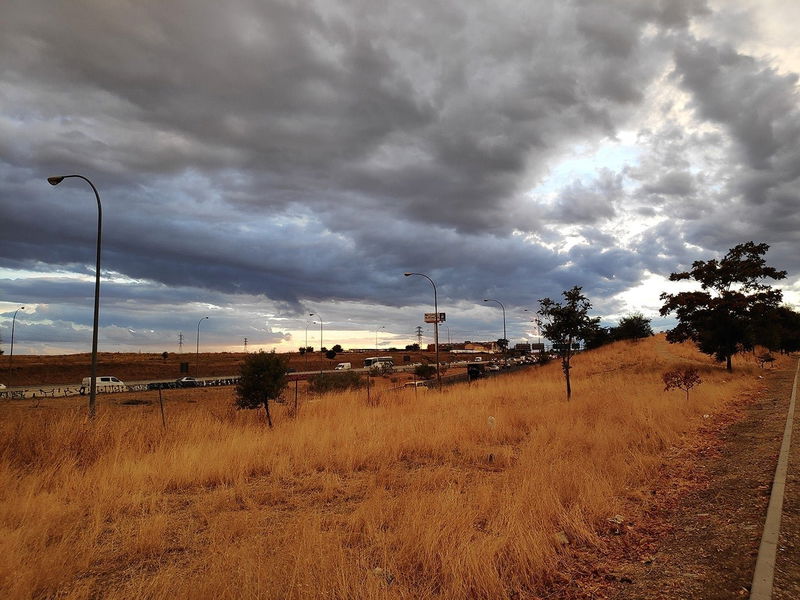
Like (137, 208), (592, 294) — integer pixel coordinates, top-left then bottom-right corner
(424, 312), (446, 323)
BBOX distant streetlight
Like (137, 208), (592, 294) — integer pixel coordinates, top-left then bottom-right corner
(47, 174), (102, 418)
(443, 324), (451, 345)
(404, 272), (441, 389)
(196, 316), (209, 374)
(484, 298), (507, 349)
(304, 319), (310, 362)
(7, 306), (24, 385)
(524, 308), (542, 344)
(309, 312), (323, 349)
(376, 325), (385, 351)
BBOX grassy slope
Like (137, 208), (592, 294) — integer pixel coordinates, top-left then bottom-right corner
(0, 335), (782, 599)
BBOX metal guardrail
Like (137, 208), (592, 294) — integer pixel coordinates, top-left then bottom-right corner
(0, 377), (242, 400)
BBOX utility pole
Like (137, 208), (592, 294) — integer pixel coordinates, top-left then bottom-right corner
(415, 326), (423, 347)
(178, 331), (184, 353)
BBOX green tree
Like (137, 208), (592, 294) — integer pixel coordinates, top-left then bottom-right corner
(331, 344), (343, 353)
(413, 363), (437, 380)
(613, 313), (653, 341)
(659, 242), (786, 371)
(235, 350), (289, 428)
(583, 324), (613, 350)
(307, 371), (364, 394)
(538, 286), (599, 400)
(774, 306), (800, 353)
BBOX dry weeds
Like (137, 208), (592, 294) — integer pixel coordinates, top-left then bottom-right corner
(0, 336), (780, 599)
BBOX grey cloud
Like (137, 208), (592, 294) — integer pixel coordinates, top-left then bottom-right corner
(2, 1), (798, 351)
(642, 171), (695, 196)
(548, 170), (622, 224)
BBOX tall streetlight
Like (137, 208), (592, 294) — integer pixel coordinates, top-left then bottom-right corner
(309, 312), (323, 350)
(196, 316), (209, 374)
(47, 174), (102, 418)
(524, 308), (543, 345)
(304, 319), (310, 362)
(404, 272), (441, 389)
(8, 306), (25, 385)
(443, 324), (451, 345)
(375, 325), (385, 351)
(483, 298), (507, 351)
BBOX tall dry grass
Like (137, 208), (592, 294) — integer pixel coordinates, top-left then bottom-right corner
(0, 336), (778, 599)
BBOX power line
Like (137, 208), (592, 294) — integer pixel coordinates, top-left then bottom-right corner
(178, 331), (184, 353)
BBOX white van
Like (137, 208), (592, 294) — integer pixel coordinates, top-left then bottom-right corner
(80, 376), (127, 395)
(334, 362), (352, 370)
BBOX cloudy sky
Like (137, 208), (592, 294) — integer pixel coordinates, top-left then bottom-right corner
(1, 0), (799, 355)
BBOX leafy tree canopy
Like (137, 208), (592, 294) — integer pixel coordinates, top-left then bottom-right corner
(659, 242), (786, 371)
(235, 350), (289, 427)
(538, 286), (599, 399)
(614, 313), (654, 341)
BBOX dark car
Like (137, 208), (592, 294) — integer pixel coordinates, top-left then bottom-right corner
(176, 376), (199, 388)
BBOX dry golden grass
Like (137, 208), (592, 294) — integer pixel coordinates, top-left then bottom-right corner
(0, 336), (783, 599)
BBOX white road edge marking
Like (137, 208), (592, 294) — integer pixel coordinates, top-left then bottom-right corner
(750, 357), (800, 599)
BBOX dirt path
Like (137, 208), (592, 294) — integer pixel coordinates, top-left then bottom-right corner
(601, 361), (798, 599)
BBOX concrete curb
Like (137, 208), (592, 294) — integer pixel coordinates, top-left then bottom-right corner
(750, 357), (800, 599)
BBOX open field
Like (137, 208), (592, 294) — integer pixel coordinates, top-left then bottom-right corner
(0, 335), (788, 599)
(3, 350), (454, 387)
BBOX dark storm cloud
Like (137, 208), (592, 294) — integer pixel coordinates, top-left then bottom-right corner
(1, 0), (797, 351)
(665, 36), (800, 277)
(0, 0), (681, 232)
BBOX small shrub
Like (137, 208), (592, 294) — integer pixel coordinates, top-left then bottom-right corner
(308, 371), (365, 394)
(236, 350), (289, 427)
(369, 363), (394, 377)
(662, 367), (702, 401)
(414, 364), (437, 380)
(757, 353), (776, 369)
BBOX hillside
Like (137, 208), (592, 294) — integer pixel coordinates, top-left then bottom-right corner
(0, 335), (787, 599)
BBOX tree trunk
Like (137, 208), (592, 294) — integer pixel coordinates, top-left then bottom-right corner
(563, 357), (572, 400)
(726, 354), (732, 372)
(264, 399), (273, 428)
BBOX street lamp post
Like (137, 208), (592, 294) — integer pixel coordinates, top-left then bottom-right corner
(404, 272), (441, 389)
(376, 325), (385, 351)
(47, 175), (102, 418)
(8, 306), (24, 385)
(304, 320), (310, 362)
(309, 312), (323, 350)
(484, 298), (507, 352)
(524, 308), (542, 345)
(196, 316), (209, 375)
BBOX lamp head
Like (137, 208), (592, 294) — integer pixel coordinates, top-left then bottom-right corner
(404, 272), (412, 277)
(47, 176), (65, 186)
(483, 299), (489, 302)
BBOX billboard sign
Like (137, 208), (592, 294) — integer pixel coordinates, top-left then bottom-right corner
(424, 312), (446, 323)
